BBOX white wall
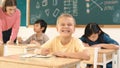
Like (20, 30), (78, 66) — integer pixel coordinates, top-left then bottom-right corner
(18, 27), (120, 45)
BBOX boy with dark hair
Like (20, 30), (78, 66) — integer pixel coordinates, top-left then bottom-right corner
(18, 19), (49, 46)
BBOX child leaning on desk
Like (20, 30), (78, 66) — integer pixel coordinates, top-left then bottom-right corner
(17, 19), (49, 46)
(80, 23), (119, 49)
(35, 13), (90, 60)
(79, 23), (119, 68)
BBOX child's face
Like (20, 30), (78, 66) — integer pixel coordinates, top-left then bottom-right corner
(34, 23), (43, 33)
(57, 17), (75, 37)
(88, 33), (99, 42)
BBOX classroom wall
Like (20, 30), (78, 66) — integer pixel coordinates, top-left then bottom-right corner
(18, 27), (120, 45)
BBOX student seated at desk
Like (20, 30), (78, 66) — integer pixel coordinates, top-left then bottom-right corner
(18, 19), (49, 46)
(79, 23), (119, 68)
(35, 13), (90, 60)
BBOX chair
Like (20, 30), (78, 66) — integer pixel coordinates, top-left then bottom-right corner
(97, 49), (116, 68)
(82, 47), (115, 68)
(82, 47), (99, 68)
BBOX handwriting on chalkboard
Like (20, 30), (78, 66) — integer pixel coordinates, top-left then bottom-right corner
(29, 0), (120, 25)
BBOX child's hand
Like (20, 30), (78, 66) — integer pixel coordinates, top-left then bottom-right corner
(83, 43), (89, 47)
(30, 40), (40, 46)
(0, 40), (3, 45)
(17, 37), (23, 44)
(34, 48), (41, 54)
(41, 48), (50, 56)
(6, 40), (14, 45)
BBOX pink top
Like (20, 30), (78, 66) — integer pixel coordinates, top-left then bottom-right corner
(0, 7), (21, 41)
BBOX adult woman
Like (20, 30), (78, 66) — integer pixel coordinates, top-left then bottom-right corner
(0, 0), (21, 44)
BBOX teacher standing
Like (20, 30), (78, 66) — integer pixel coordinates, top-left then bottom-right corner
(0, 0), (21, 44)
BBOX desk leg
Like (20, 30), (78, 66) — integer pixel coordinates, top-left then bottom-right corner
(112, 53), (117, 68)
(103, 54), (106, 68)
(117, 49), (120, 68)
(76, 63), (80, 68)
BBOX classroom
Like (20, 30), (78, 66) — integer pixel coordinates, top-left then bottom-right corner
(0, 0), (120, 68)
(17, 0), (120, 44)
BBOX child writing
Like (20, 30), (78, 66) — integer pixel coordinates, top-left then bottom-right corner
(79, 23), (119, 68)
(18, 19), (49, 46)
(35, 13), (90, 60)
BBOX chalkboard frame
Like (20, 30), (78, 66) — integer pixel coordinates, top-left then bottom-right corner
(27, 0), (120, 28)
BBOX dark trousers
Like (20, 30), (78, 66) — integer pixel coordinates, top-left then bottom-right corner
(2, 28), (16, 43)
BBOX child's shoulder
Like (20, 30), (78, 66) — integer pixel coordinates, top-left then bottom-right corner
(101, 33), (110, 37)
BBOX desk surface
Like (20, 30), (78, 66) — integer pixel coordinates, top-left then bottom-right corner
(0, 45), (118, 68)
(0, 55), (80, 68)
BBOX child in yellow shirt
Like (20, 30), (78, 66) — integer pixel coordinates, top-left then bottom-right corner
(35, 13), (90, 60)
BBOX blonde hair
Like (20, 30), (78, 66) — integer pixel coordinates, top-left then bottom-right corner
(56, 13), (76, 25)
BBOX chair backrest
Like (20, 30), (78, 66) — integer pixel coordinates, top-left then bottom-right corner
(82, 47), (100, 68)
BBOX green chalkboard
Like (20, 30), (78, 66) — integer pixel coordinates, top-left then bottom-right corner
(17, 0), (26, 26)
(30, 0), (120, 25)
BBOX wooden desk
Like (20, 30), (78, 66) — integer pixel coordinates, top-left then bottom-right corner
(0, 55), (80, 68)
(0, 45), (4, 56)
(83, 47), (117, 68)
(98, 49), (117, 68)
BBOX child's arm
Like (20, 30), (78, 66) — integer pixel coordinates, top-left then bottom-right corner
(22, 35), (35, 44)
(35, 39), (53, 55)
(17, 36), (31, 44)
(30, 40), (41, 46)
(82, 42), (90, 47)
(92, 44), (119, 49)
(53, 49), (90, 60)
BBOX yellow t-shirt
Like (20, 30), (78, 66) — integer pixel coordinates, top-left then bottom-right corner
(41, 36), (85, 53)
